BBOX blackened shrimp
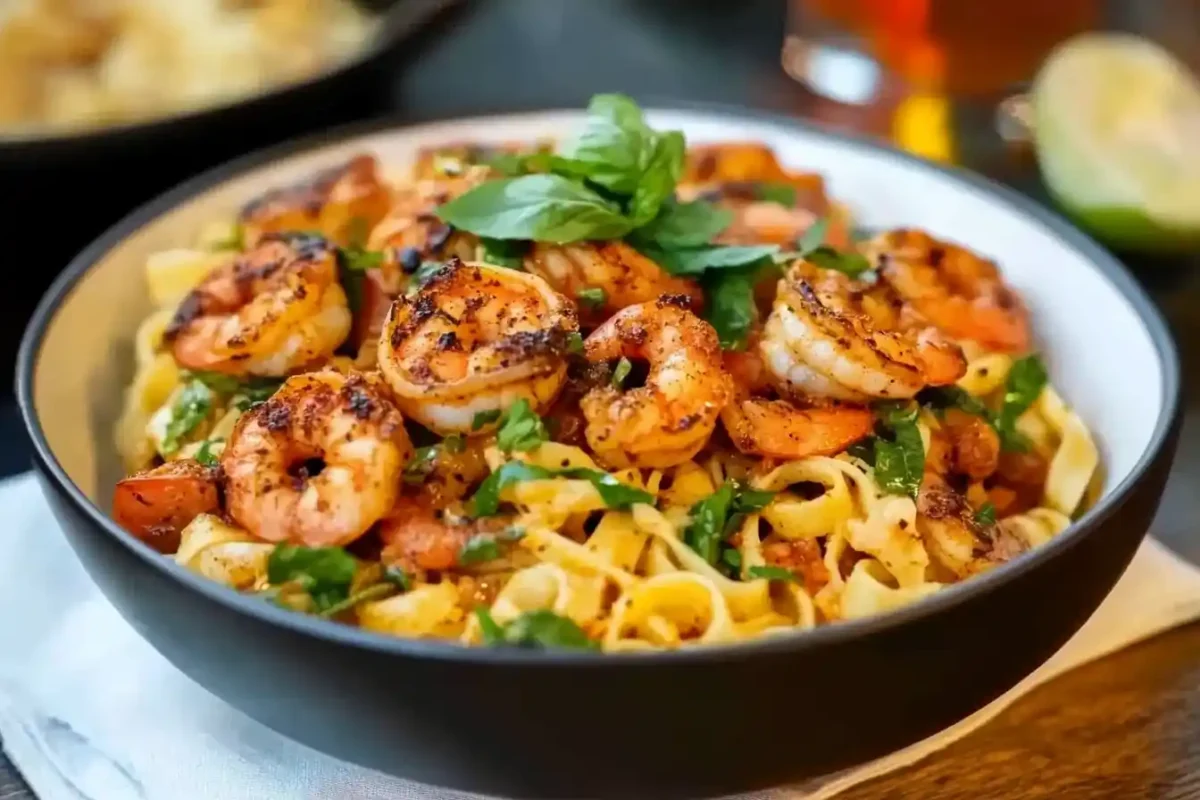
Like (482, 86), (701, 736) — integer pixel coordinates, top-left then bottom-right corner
(376, 259), (578, 434)
(221, 371), (411, 547)
(166, 233), (351, 377)
(525, 240), (702, 325)
(761, 261), (967, 402)
(917, 472), (1026, 579)
(863, 229), (1031, 354)
(239, 154), (391, 248)
(367, 176), (482, 280)
(581, 297), (732, 469)
(719, 347), (873, 460)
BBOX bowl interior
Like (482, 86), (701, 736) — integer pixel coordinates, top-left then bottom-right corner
(29, 109), (1168, 528)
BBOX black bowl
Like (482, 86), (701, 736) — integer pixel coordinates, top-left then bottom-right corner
(17, 106), (1182, 799)
(0, 0), (457, 396)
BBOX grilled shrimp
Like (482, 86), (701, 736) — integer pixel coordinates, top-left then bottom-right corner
(581, 296), (732, 469)
(525, 240), (702, 325)
(240, 154), (391, 248)
(377, 259), (578, 434)
(166, 233), (351, 377)
(221, 371), (411, 546)
(918, 472), (1026, 579)
(113, 460), (220, 554)
(367, 176), (482, 275)
(761, 260), (967, 402)
(864, 229), (1031, 354)
(719, 347), (873, 460)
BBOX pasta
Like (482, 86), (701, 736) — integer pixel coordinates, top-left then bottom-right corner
(0, 0), (376, 135)
(110, 94), (1102, 653)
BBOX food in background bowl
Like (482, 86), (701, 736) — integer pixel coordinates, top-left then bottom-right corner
(109, 95), (1100, 652)
(0, 0), (376, 135)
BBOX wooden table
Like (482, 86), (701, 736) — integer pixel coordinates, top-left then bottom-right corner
(4, 1), (1200, 796)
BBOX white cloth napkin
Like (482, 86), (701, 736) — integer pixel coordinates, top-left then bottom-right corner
(3, 472), (1200, 800)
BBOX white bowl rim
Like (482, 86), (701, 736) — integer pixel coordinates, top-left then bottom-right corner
(16, 102), (1182, 666)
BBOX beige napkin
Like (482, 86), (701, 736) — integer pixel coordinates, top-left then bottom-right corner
(1, 471), (1198, 800)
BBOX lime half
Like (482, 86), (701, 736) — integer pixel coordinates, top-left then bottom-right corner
(1032, 33), (1200, 253)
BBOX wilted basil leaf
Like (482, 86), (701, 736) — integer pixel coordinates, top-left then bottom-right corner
(703, 268), (758, 350)
(747, 565), (799, 583)
(459, 535), (502, 565)
(161, 380), (214, 455)
(495, 398), (549, 453)
(267, 544), (357, 613)
(974, 502), (997, 526)
(995, 354), (1049, 452)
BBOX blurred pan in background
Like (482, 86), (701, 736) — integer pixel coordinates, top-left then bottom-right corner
(0, 0), (459, 396)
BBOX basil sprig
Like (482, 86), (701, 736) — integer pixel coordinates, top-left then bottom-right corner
(869, 402), (926, 500)
(683, 482), (775, 574)
(475, 607), (597, 650)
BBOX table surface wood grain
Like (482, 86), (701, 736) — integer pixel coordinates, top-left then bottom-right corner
(4, 1), (1200, 797)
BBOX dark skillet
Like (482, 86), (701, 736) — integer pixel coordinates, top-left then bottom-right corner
(0, 0), (457, 396)
(16, 105), (1182, 799)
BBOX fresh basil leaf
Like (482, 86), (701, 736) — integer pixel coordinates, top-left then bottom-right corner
(470, 461), (555, 516)
(875, 400), (919, 427)
(436, 175), (632, 244)
(576, 287), (607, 309)
(459, 535), (502, 565)
(684, 483), (734, 565)
(755, 183), (797, 207)
(806, 245), (873, 279)
(267, 544), (357, 613)
(721, 548), (742, 570)
(194, 438), (223, 467)
(975, 502), (997, 526)
(995, 355), (1049, 452)
(161, 380), (214, 455)
(383, 566), (411, 591)
(318, 583), (395, 618)
(627, 130), (685, 227)
(475, 606), (507, 645)
(645, 243), (779, 276)
(635, 200), (732, 248)
(563, 93), (655, 195)
(496, 399), (549, 453)
(556, 468), (655, 508)
(482, 152), (529, 176)
(703, 268), (758, 351)
(795, 217), (829, 254)
(566, 331), (585, 355)
(471, 409), (502, 431)
(611, 356), (633, 388)
(480, 237), (529, 269)
(873, 417), (925, 499)
(500, 609), (598, 650)
(748, 565), (799, 583)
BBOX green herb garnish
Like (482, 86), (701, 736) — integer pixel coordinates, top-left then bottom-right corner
(795, 217), (829, 254)
(267, 544), (357, 613)
(459, 535), (503, 565)
(476, 608), (597, 650)
(974, 502), (998, 526)
(747, 565), (799, 583)
(806, 246), (874, 279)
(634, 200), (732, 248)
(469, 462), (652, 517)
(495, 399), (549, 453)
(383, 566), (411, 591)
(871, 402), (925, 499)
(576, 286), (607, 310)
(317, 583), (395, 618)
(161, 380), (214, 456)
(683, 482), (776, 568)
(994, 355), (1049, 452)
(194, 438), (223, 467)
(480, 237), (529, 269)
(755, 183), (797, 207)
(611, 357), (633, 388)
(471, 409), (503, 431)
(566, 331), (585, 355)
